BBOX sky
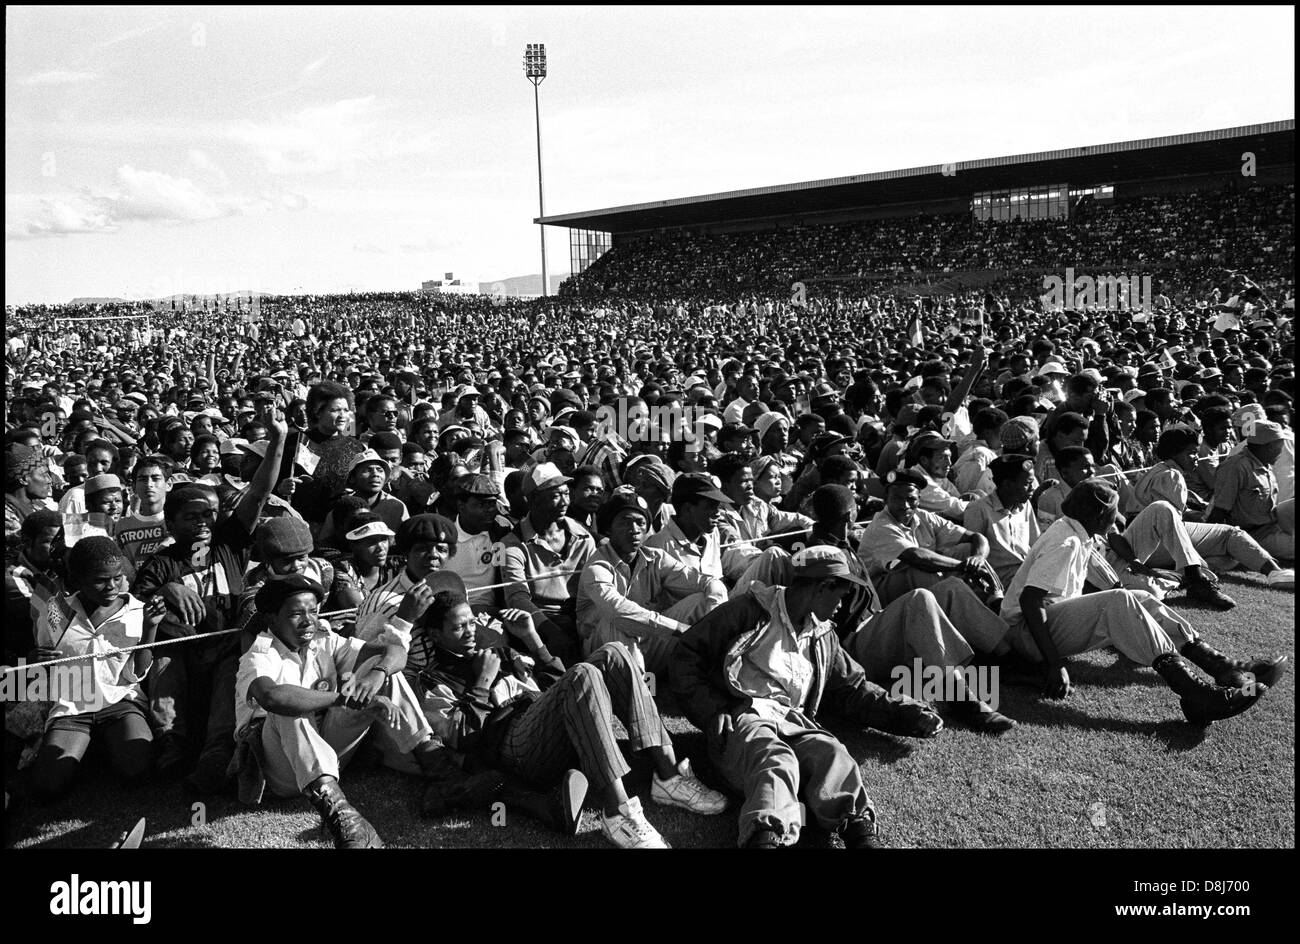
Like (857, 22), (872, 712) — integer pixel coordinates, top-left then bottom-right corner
(5, 5), (1295, 304)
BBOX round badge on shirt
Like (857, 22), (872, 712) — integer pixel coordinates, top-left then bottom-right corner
(313, 679), (333, 693)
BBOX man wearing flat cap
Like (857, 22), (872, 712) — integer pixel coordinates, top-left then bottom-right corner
(445, 473), (514, 604)
(577, 490), (726, 675)
(1002, 478), (1287, 725)
(1208, 419), (1295, 561)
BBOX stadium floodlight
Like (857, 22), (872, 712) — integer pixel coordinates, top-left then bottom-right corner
(523, 43), (547, 80)
(524, 44), (548, 296)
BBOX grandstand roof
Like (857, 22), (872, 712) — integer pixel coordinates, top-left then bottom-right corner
(538, 120), (1294, 233)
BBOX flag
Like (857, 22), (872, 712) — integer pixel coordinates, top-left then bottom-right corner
(907, 312), (924, 349)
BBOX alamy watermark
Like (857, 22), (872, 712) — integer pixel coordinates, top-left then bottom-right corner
(1, 659), (104, 711)
(1041, 267), (1153, 312)
(889, 658), (1000, 711)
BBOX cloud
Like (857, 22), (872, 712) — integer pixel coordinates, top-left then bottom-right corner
(5, 194), (115, 239)
(188, 149), (230, 188)
(226, 97), (379, 175)
(225, 97), (438, 175)
(18, 70), (97, 86)
(6, 166), (307, 240)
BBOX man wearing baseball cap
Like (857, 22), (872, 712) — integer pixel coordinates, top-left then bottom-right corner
(498, 463), (595, 664)
(671, 545), (943, 849)
(577, 491), (726, 675)
(644, 473), (732, 580)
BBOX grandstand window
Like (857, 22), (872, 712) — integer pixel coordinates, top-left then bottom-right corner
(972, 182), (1069, 222)
(1069, 184), (1115, 199)
(569, 228), (612, 275)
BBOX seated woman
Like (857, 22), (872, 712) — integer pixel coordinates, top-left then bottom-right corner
(413, 571), (728, 848)
(28, 536), (164, 799)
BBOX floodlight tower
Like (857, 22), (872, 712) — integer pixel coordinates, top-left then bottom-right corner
(524, 43), (549, 297)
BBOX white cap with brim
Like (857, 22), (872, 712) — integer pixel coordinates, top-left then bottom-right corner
(523, 461), (572, 496)
(345, 520), (396, 542)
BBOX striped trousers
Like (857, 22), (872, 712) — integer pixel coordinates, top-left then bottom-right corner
(495, 642), (669, 793)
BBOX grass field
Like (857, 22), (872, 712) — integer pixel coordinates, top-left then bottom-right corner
(6, 572), (1294, 850)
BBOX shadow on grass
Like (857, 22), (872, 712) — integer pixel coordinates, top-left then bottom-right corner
(1011, 700), (1209, 750)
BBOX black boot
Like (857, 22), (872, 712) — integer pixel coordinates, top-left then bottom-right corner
(949, 697), (1017, 734)
(1181, 639), (1289, 689)
(838, 809), (882, 849)
(304, 775), (383, 849)
(1152, 653), (1265, 726)
(497, 769), (588, 836)
(1183, 566), (1236, 610)
(413, 742), (507, 818)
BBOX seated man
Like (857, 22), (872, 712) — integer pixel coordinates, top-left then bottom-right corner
(577, 491), (726, 674)
(235, 574), (498, 848)
(5, 509), (62, 663)
(671, 546), (944, 849)
(1209, 419), (1295, 563)
(963, 455), (1045, 588)
(739, 486), (1015, 732)
(712, 452), (813, 583)
(28, 537), (164, 799)
(1038, 445), (1238, 608)
(499, 463), (596, 663)
(1000, 479), (1287, 725)
(858, 469), (1004, 609)
(644, 472), (731, 580)
(1135, 428), (1293, 589)
(905, 432), (972, 523)
(444, 473), (513, 607)
(417, 572), (727, 848)
(235, 517), (355, 639)
(132, 410), (287, 794)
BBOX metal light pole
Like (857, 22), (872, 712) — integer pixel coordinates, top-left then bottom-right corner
(524, 43), (548, 297)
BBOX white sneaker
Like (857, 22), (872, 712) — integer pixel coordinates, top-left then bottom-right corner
(600, 796), (669, 849)
(1266, 568), (1295, 590)
(651, 758), (728, 815)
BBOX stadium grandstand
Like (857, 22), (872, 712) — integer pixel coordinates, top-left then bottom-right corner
(550, 121), (1294, 299)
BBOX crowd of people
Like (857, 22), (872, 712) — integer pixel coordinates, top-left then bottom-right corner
(3, 181), (1295, 850)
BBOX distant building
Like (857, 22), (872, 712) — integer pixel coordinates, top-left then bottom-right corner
(422, 273), (476, 295)
(476, 273), (567, 298)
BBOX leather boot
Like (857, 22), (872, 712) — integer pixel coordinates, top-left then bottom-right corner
(1152, 653), (1265, 726)
(304, 775), (383, 849)
(1183, 566), (1236, 610)
(1181, 639), (1289, 690)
